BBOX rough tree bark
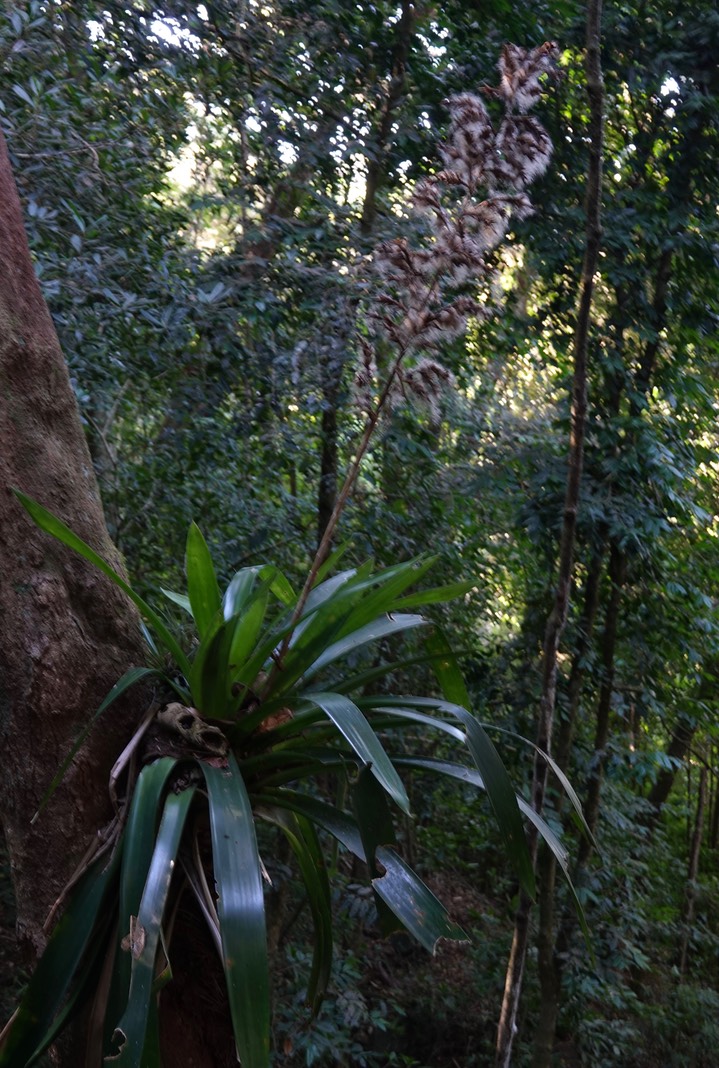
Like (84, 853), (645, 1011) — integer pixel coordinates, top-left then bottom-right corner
(0, 126), (144, 961)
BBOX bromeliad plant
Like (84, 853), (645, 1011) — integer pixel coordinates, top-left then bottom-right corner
(0, 42), (587, 1068)
(0, 500), (589, 1068)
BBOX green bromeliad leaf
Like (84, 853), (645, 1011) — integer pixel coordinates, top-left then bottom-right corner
(0, 848), (122, 1068)
(110, 786), (195, 1067)
(306, 691), (411, 814)
(259, 805), (333, 1013)
(13, 491), (190, 677)
(108, 758), (180, 1047)
(372, 847), (469, 953)
(185, 522), (221, 640)
(202, 755), (270, 1068)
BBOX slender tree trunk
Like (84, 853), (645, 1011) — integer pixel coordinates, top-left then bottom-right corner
(710, 751), (719, 850)
(359, 0), (416, 236)
(554, 540), (607, 771)
(576, 543), (627, 865)
(495, 7), (605, 1064)
(533, 544), (607, 1068)
(532, 544), (605, 1054)
(317, 391), (339, 550)
(533, 545), (626, 1068)
(679, 764), (707, 976)
(647, 714), (699, 814)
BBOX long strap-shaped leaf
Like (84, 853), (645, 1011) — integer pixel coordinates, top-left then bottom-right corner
(202, 755), (270, 1068)
(352, 768), (403, 937)
(445, 703), (535, 899)
(301, 613), (427, 682)
(372, 847), (468, 954)
(255, 791), (366, 861)
(104, 758), (179, 1052)
(185, 522), (221, 640)
(32, 666), (160, 824)
(110, 787), (195, 1067)
(481, 724), (596, 847)
(13, 491), (190, 678)
(258, 790), (468, 957)
(259, 806), (332, 1013)
(306, 692), (410, 814)
(392, 757), (567, 865)
(390, 756), (592, 951)
(0, 848), (121, 1068)
(360, 696), (534, 898)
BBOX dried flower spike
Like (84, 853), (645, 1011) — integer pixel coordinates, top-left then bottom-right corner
(354, 42), (557, 430)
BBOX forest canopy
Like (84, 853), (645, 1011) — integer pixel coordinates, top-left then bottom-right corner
(1, 2), (719, 1066)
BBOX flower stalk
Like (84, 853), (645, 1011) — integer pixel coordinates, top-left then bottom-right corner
(273, 41), (559, 672)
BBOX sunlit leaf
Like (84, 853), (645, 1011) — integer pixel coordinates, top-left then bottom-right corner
(185, 522), (221, 639)
(425, 627), (471, 709)
(302, 613), (427, 682)
(222, 567), (258, 620)
(392, 579), (473, 609)
(159, 588), (192, 616)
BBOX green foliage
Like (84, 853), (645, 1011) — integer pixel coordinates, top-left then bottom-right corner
(1, 497), (581, 1067)
(4, 0), (719, 1062)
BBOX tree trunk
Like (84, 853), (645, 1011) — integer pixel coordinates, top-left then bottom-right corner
(317, 395), (339, 550)
(0, 127), (145, 963)
(647, 714), (699, 815)
(532, 545), (607, 1068)
(576, 543), (626, 866)
(359, 0), (416, 237)
(679, 764), (707, 976)
(495, 6), (605, 1063)
(710, 750), (719, 850)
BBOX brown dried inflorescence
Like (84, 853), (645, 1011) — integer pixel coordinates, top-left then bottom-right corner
(354, 42), (558, 424)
